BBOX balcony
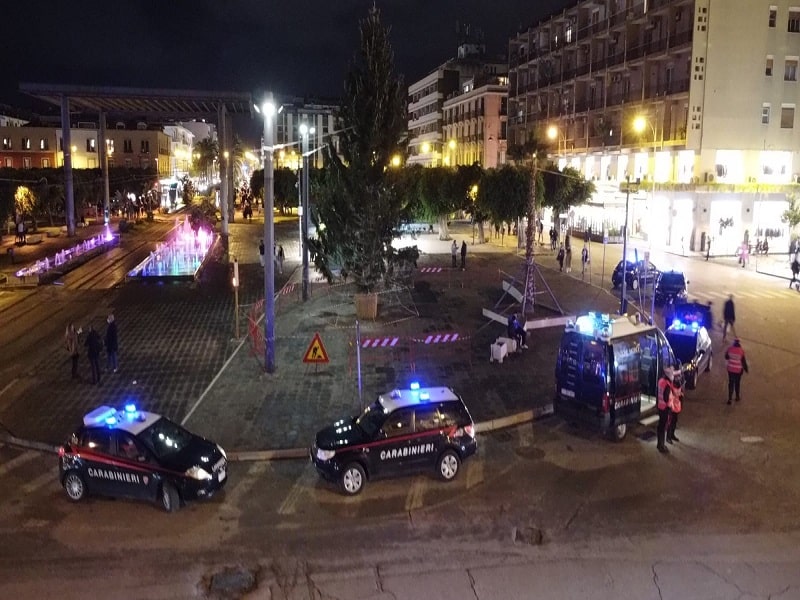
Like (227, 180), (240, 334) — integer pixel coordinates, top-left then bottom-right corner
(668, 29), (693, 49)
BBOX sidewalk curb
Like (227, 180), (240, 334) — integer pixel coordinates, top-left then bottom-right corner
(0, 432), (59, 454)
(226, 404), (555, 463)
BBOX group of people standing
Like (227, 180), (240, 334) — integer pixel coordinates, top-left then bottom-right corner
(450, 240), (467, 270)
(64, 314), (118, 385)
(258, 240), (285, 274)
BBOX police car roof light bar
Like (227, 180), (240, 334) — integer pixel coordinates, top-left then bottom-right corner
(409, 382), (420, 390)
(419, 392), (430, 400)
(84, 405), (118, 426)
(124, 403), (137, 414)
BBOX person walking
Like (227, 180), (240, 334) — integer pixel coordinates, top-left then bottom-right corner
(277, 245), (285, 275)
(790, 249), (800, 290)
(84, 325), (103, 385)
(722, 294), (736, 341)
(667, 371), (684, 444)
(557, 244), (565, 271)
(451, 240), (458, 268)
(564, 236), (573, 273)
(581, 244), (589, 276)
(656, 365), (677, 454)
(725, 338), (748, 405)
(460, 240), (467, 270)
(64, 323), (81, 380)
(258, 239), (265, 267)
(105, 313), (119, 373)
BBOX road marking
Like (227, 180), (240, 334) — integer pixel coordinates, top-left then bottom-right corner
(0, 378), (18, 398)
(465, 458), (484, 489)
(0, 451), (39, 477)
(404, 477), (425, 511)
(21, 470), (56, 495)
(278, 465), (317, 515)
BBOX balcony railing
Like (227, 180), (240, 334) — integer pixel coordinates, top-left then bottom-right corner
(669, 29), (692, 48)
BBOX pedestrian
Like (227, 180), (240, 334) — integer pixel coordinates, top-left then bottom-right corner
(64, 323), (81, 380)
(557, 244), (565, 271)
(722, 294), (736, 341)
(656, 365), (677, 454)
(550, 227), (557, 250)
(84, 324), (103, 385)
(790, 249), (800, 290)
(258, 239), (265, 267)
(507, 314), (528, 351)
(451, 240), (458, 268)
(105, 313), (118, 373)
(277, 244), (285, 275)
(460, 240), (467, 270)
(667, 370), (684, 444)
(17, 219), (25, 244)
(581, 244), (589, 276)
(725, 338), (748, 405)
(706, 235), (712, 261)
(564, 236), (572, 273)
(739, 240), (749, 268)
(494, 223), (500, 239)
(537, 220), (544, 244)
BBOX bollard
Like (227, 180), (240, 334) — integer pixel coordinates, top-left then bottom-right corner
(6, 247), (14, 264)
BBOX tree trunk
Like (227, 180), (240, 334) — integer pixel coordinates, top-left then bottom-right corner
(478, 222), (486, 244)
(523, 164), (537, 318)
(437, 215), (449, 240)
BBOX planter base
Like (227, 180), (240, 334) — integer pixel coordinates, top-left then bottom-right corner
(355, 292), (378, 320)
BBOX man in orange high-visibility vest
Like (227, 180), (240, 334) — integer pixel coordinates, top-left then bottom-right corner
(667, 374), (684, 444)
(656, 366), (677, 454)
(725, 338), (748, 405)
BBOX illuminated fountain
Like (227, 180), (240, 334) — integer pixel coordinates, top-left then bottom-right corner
(127, 217), (215, 281)
(15, 226), (117, 283)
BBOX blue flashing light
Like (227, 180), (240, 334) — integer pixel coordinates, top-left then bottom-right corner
(671, 318), (681, 329)
(84, 406), (117, 426)
(419, 392), (430, 401)
(105, 416), (118, 426)
(124, 403), (137, 414)
(691, 321), (699, 331)
(409, 382), (420, 391)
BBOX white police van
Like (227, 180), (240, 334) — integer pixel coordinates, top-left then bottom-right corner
(554, 312), (677, 441)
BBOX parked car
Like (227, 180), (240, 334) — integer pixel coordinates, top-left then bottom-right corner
(611, 260), (660, 290)
(655, 270), (689, 304)
(665, 302), (713, 390)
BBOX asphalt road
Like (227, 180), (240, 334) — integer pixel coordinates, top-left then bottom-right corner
(0, 217), (799, 598)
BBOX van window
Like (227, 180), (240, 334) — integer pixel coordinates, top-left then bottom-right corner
(640, 330), (660, 397)
(612, 338), (641, 398)
(582, 340), (606, 386)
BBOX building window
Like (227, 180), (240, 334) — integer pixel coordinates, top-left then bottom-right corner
(141, 140), (149, 154)
(86, 139), (97, 152)
(766, 56), (774, 76)
(769, 6), (777, 27)
(123, 139), (132, 153)
(781, 105), (795, 128)
(22, 137), (31, 150)
(790, 9), (800, 32)
(39, 138), (49, 151)
(762, 104), (771, 124)
(23, 157), (31, 168)
(785, 58), (798, 81)
(42, 158), (50, 168)
(141, 158), (150, 169)
(125, 159), (132, 168)
(4, 158), (11, 167)
(2, 137), (11, 150)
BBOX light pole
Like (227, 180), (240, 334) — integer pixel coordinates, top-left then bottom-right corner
(299, 122), (315, 302)
(547, 125), (566, 157)
(620, 174), (631, 315)
(255, 97), (277, 373)
(633, 115), (658, 320)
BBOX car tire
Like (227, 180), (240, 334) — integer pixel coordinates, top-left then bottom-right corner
(437, 450), (461, 481)
(340, 463), (366, 496)
(160, 482), (181, 513)
(705, 353), (713, 372)
(630, 277), (639, 290)
(63, 471), (87, 502)
(609, 422), (627, 442)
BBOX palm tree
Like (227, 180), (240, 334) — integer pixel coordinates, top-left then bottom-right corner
(193, 137), (218, 184)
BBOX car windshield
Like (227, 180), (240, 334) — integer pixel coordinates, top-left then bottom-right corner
(666, 333), (696, 363)
(355, 400), (388, 438)
(660, 273), (685, 286)
(137, 417), (194, 460)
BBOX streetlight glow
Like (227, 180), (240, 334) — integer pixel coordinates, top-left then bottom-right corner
(633, 116), (647, 134)
(448, 139), (456, 150)
(391, 154), (402, 168)
(547, 125), (558, 140)
(421, 142), (431, 154)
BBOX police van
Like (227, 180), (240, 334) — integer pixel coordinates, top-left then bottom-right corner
(59, 404), (228, 512)
(554, 312), (677, 441)
(310, 383), (477, 495)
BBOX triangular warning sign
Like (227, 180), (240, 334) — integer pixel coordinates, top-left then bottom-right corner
(302, 332), (330, 363)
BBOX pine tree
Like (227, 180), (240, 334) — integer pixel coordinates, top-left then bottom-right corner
(309, 6), (407, 292)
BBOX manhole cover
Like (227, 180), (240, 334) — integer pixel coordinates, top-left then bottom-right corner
(204, 566), (257, 598)
(740, 436), (764, 444)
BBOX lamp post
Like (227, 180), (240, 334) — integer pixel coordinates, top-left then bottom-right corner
(620, 174), (631, 315)
(255, 97), (277, 373)
(299, 122), (315, 302)
(547, 125), (566, 157)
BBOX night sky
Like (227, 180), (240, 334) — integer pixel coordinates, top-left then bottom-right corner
(4, 1), (574, 99)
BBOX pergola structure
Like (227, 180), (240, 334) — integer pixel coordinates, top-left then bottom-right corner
(20, 82), (253, 237)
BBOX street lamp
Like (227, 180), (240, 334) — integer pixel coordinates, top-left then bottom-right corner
(299, 122), (316, 302)
(254, 97), (278, 373)
(547, 125), (566, 156)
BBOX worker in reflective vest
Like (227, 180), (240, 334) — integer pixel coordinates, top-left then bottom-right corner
(656, 366), (675, 454)
(725, 338), (748, 405)
(667, 375), (683, 444)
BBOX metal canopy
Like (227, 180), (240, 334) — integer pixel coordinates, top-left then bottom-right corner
(19, 82), (253, 119)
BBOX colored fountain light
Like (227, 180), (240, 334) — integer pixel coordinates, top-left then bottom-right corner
(15, 225), (117, 279)
(127, 218), (215, 281)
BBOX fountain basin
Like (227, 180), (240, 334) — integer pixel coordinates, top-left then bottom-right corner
(127, 220), (215, 281)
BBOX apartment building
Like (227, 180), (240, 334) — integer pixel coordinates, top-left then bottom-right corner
(508, 0), (800, 255)
(0, 126), (58, 168)
(273, 98), (338, 170)
(163, 124), (196, 178)
(442, 74), (509, 168)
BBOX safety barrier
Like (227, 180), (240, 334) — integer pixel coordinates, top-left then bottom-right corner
(409, 332), (472, 371)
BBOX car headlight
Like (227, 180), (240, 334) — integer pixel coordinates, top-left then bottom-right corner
(217, 444), (227, 460)
(185, 466), (213, 480)
(315, 447), (335, 461)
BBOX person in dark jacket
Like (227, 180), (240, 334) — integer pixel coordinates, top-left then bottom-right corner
(105, 313), (119, 373)
(460, 240), (467, 270)
(85, 325), (103, 385)
(722, 295), (736, 341)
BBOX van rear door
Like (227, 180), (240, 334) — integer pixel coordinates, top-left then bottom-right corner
(555, 333), (608, 419)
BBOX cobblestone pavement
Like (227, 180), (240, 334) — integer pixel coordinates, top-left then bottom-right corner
(0, 215), (624, 452)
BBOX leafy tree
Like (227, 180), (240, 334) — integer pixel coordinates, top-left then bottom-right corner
(475, 166), (531, 243)
(194, 137), (218, 183)
(14, 185), (36, 229)
(782, 193), (800, 237)
(309, 7), (407, 291)
(274, 167), (298, 214)
(541, 163), (595, 216)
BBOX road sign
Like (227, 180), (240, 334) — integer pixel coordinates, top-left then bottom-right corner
(302, 332), (330, 364)
(619, 181), (640, 194)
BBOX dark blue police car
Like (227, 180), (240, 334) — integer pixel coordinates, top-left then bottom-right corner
(311, 384), (477, 495)
(59, 404), (228, 512)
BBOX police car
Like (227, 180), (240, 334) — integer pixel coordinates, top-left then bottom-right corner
(664, 302), (713, 390)
(310, 383), (477, 496)
(58, 404), (228, 512)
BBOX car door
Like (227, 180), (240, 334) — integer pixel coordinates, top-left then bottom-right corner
(409, 406), (446, 471)
(111, 431), (160, 501)
(376, 408), (415, 476)
(696, 328), (712, 373)
(78, 428), (116, 496)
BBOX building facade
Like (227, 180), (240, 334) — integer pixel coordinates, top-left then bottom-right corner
(273, 98), (339, 170)
(0, 126), (58, 169)
(163, 124), (196, 179)
(508, 0), (800, 254)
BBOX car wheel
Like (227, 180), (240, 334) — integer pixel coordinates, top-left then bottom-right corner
(630, 277), (639, 290)
(63, 471), (86, 502)
(609, 423), (627, 442)
(705, 353), (713, 372)
(437, 450), (461, 481)
(340, 463), (366, 496)
(160, 482), (180, 513)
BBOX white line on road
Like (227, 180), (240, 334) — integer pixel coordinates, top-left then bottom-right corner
(0, 451), (39, 477)
(404, 477), (425, 511)
(0, 378), (18, 398)
(21, 470), (56, 495)
(465, 459), (484, 490)
(278, 465), (317, 515)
